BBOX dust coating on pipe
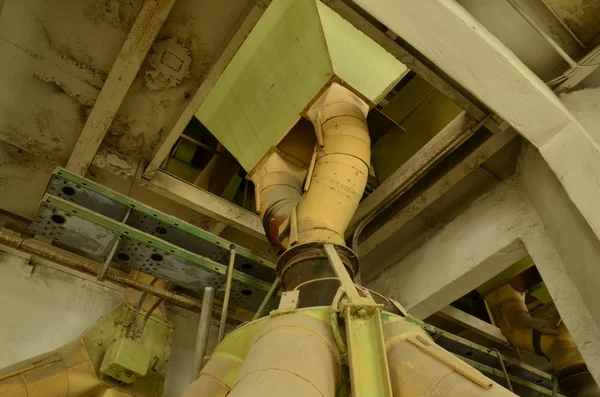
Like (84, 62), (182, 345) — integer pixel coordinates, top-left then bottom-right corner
(227, 312), (342, 397)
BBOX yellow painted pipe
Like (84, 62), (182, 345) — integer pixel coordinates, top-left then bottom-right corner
(297, 84), (370, 246)
(251, 83), (370, 249)
(0, 340), (100, 397)
(485, 284), (599, 396)
(227, 313), (342, 397)
(383, 318), (517, 397)
(485, 284), (584, 372)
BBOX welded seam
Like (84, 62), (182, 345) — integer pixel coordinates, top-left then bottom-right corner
(426, 369), (455, 396)
(254, 324), (342, 363)
(199, 372), (231, 390)
(235, 368), (325, 397)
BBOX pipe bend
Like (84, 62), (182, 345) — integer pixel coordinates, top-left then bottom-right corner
(251, 83), (371, 249)
(485, 284), (598, 396)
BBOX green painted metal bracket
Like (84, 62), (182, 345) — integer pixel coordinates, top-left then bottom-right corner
(42, 194), (272, 292)
(324, 243), (393, 397)
(54, 168), (275, 270)
(343, 300), (393, 397)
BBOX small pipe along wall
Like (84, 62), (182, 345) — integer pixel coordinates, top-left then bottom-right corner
(485, 284), (600, 397)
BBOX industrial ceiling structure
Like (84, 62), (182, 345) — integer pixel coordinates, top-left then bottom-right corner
(1, 0), (600, 396)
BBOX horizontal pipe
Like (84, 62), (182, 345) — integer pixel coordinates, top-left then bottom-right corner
(0, 228), (248, 322)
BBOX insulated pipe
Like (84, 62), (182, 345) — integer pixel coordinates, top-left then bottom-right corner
(252, 153), (305, 250)
(251, 83), (370, 249)
(383, 318), (518, 397)
(297, 84), (370, 245)
(485, 284), (599, 397)
(227, 313), (342, 397)
(182, 340), (247, 397)
(0, 340), (101, 397)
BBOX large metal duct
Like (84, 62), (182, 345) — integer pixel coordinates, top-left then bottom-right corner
(252, 83), (370, 305)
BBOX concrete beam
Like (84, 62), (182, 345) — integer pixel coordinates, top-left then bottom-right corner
(142, 170), (265, 241)
(359, 127), (517, 256)
(366, 177), (600, 383)
(66, 0), (175, 176)
(519, 143), (600, 345)
(143, 0), (272, 180)
(352, 0), (600, 251)
(437, 305), (509, 346)
(320, 0), (487, 121)
(348, 111), (479, 237)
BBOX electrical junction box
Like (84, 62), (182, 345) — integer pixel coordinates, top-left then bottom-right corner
(100, 338), (152, 384)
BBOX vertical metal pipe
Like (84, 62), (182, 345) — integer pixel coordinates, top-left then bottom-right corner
(218, 246), (236, 342)
(191, 286), (215, 382)
(98, 209), (131, 281)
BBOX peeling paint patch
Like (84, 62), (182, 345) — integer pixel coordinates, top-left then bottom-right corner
(91, 146), (138, 180)
(33, 72), (97, 107)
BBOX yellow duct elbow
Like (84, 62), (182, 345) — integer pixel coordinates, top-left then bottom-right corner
(485, 284), (599, 396)
(251, 83), (370, 250)
(0, 340), (100, 397)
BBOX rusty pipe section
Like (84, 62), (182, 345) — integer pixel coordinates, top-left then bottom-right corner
(384, 318), (518, 397)
(227, 313), (342, 397)
(252, 83), (370, 250)
(0, 340), (101, 397)
(485, 284), (599, 396)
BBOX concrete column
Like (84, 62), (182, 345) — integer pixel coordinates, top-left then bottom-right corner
(366, 180), (534, 319)
(351, 0), (600, 252)
(366, 177), (600, 382)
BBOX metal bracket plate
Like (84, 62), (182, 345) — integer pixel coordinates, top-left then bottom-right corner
(30, 168), (280, 312)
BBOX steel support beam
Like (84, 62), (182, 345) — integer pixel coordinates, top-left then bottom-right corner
(347, 112), (479, 237)
(142, 170), (265, 240)
(437, 306), (509, 346)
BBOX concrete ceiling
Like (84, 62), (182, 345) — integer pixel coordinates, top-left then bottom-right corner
(0, 0), (599, 252)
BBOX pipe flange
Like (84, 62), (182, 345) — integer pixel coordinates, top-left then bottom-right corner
(276, 242), (360, 291)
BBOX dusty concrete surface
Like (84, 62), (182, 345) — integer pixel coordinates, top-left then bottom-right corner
(0, 141), (56, 219)
(0, 250), (124, 367)
(0, 0), (252, 169)
(560, 87), (600, 143)
(0, 246), (221, 397)
(365, 174), (600, 384)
